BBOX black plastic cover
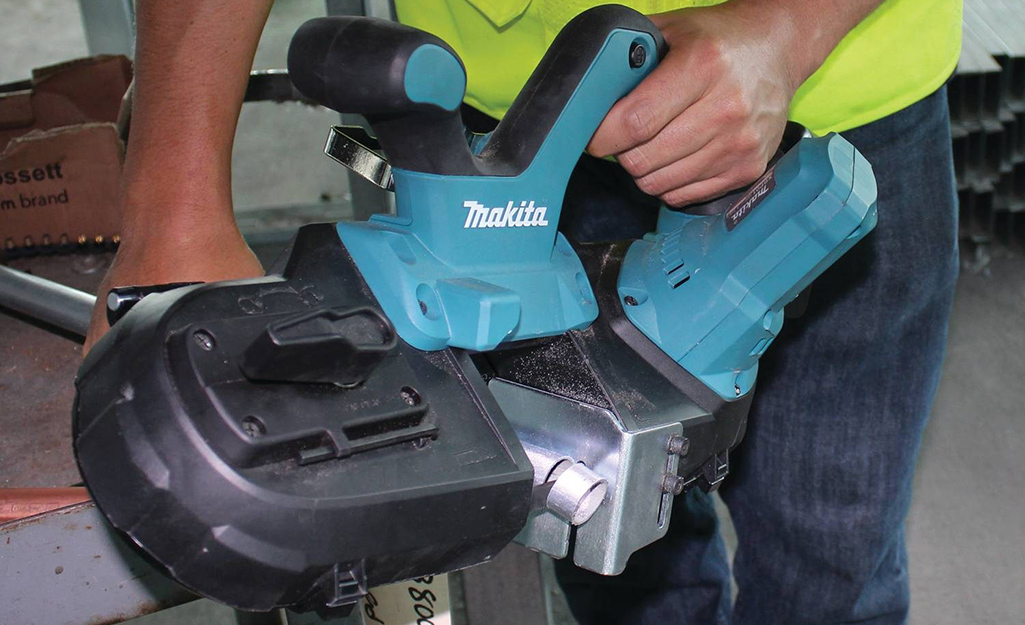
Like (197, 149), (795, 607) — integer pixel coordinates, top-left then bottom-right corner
(239, 306), (396, 387)
(73, 224), (533, 615)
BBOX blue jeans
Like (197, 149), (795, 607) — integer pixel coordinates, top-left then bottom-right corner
(555, 86), (959, 625)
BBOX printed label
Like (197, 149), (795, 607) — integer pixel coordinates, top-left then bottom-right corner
(463, 200), (549, 229)
(725, 167), (776, 232)
(0, 161), (69, 212)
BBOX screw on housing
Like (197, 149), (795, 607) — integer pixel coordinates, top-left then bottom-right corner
(629, 42), (646, 68)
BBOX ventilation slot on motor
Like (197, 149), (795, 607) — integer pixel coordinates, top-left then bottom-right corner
(665, 259), (690, 289)
(664, 260), (685, 275)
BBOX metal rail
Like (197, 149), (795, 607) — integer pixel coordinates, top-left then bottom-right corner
(0, 265), (96, 338)
(0, 503), (198, 625)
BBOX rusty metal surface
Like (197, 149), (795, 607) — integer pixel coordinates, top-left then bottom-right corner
(0, 253), (110, 488)
(0, 487), (90, 523)
(0, 502), (197, 625)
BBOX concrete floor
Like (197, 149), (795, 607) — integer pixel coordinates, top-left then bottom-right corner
(2, 2), (1024, 623)
(905, 245), (1025, 624)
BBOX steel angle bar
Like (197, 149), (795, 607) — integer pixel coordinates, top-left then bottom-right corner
(970, 183), (997, 243)
(0, 503), (197, 625)
(971, 0), (1025, 105)
(957, 29), (1003, 124)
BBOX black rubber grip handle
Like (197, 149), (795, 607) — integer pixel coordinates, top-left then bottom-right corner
(479, 6), (666, 175)
(288, 17), (476, 173)
(287, 18), (466, 116)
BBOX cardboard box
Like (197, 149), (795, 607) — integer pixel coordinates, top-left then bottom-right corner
(0, 55), (131, 253)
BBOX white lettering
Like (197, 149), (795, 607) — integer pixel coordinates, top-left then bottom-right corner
(462, 200), (551, 229)
(530, 201), (549, 226)
(463, 200), (488, 228)
(498, 201), (518, 227)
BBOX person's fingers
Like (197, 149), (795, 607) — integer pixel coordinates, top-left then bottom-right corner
(587, 59), (706, 158)
(658, 175), (742, 208)
(617, 97), (721, 178)
(632, 140), (736, 197)
(657, 150), (772, 207)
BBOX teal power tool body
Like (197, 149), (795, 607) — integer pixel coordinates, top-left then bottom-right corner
(330, 17), (662, 352)
(72, 5), (876, 617)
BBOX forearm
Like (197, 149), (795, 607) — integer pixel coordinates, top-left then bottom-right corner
(748, 0), (885, 89)
(652, 0), (883, 96)
(123, 0), (273, 241)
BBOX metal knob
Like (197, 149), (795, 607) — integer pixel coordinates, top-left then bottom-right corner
(522, 443), (608, 526)
(547, 461), (608, 526)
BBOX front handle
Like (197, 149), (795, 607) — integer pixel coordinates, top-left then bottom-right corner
(288, 6), (666, 177)
(287, 17), (475, 174)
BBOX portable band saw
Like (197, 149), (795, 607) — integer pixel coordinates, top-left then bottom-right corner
(72, 5), (877, 617)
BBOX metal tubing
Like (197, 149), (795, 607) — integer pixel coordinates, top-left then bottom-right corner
(0, 265), (96, 337)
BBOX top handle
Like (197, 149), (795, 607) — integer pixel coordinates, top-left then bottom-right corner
(288, 6), (666, 177)
(479, 6), (665, 174)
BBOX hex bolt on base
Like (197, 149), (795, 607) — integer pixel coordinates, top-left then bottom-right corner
(661, 473), (689, 496)
(667, 434), (690, 456)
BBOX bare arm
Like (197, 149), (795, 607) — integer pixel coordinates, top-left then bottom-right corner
(85, 0), (273, 351)
(589, 0), (885, 207)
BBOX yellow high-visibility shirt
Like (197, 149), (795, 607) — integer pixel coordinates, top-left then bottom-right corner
(393, 0), (962, 135)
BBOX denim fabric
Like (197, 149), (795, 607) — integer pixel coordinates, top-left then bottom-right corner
(554, 86), (959, 625)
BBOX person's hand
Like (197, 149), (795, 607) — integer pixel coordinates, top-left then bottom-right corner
(81, 0), (279, 355)
(83, 211), (263, 354)
(589, 3), (807, 207)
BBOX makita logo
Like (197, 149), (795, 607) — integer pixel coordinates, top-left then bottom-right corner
(462, 200), (550, 229)
(725, 165), (776, 232)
